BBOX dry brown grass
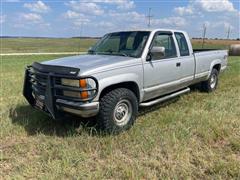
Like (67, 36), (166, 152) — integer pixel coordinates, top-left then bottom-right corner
(191, 39), (240, 49)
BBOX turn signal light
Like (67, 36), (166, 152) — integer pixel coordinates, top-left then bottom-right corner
(80, 91), (88, 99)
(79, 79), (87, 88)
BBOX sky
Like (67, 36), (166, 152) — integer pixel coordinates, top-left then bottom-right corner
(1, 0), (240, 39)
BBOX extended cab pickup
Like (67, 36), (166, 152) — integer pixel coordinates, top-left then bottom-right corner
(23, 29), (228, 133)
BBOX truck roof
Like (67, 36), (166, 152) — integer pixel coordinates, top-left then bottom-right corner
(109, 29), (186, 34)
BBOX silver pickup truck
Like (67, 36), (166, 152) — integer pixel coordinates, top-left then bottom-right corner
(23, 29), (228, 133)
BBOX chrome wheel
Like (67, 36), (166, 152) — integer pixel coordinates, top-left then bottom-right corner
(113, 99), (132, 126)
(210, 74), (217, 89)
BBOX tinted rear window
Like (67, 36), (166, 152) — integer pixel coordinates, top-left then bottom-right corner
(175, 32), (190, 56)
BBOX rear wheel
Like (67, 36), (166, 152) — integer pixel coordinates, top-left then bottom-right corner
(97, 88), (138, 134)
(201, 68), (219, 92)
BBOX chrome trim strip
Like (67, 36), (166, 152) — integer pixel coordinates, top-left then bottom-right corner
(195, 71), (209, 79)
(140, 88), (190, 107)
(144, 76), (193, 93)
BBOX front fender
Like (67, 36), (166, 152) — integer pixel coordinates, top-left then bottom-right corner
(94, 73), (143, 101)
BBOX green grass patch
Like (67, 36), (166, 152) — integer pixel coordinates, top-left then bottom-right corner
(1, 38), (98, 53)
(0, 55), (240, 179)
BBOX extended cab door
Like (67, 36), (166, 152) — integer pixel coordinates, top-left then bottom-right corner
(143, 31), (182, 101)
(174, 32), (195, 87)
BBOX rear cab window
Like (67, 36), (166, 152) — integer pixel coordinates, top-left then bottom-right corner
(174, 32), (190, 56)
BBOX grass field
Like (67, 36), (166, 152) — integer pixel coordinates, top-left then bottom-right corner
(0, 54), (240, 179)
(1, 38), (239, 53)
(1, 38), (98, 53)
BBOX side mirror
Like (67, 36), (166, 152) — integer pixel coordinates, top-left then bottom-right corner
(146, 46), (165, 61)
(88, 47), (94, 54)
(151, 46), (165, 57)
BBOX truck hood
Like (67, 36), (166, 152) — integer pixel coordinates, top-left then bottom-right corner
(41, 54), (139, 75)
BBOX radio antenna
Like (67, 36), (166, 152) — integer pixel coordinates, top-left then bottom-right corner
(79, 22), (83, 54)
(202, 23), (207, 49)
(146, 8), (153, 28)
(227, 26), (231, 39)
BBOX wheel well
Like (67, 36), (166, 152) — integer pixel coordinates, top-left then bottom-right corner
(213, 64), (221, 72)
(99, 82), (140, 101)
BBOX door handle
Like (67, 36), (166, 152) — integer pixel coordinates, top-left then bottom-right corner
(176, 62), (181, 67)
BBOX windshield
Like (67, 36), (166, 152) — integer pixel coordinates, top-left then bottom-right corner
(88, 31), (150, 58)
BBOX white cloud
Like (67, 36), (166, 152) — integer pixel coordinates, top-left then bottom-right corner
(102, 0), (135, 10)
(63, 10), (90, 26)
(63, 8), (91, 26)
(14, 13), (50, 30)
(152, 17), (187, 27)
(22, 13), (42, 23)
(73, 19), (90, 26)
(66, 1), (104, 15)
(109, 11), (145, 23)
(194, 0), (235, 12)
(174, 0), (237, 16)
(24, 1), (50, 13)
(174, 6), (194, 16)
(78, 0), (135, 10)
(116, 0), (135, 10)
(63, 10), (86, 19)
(0, 15), (6, 24)
(211, 21), (234, 31)
(109, 10), (187, 29)
(95, 21), (115, 29)
(64, 0), (136, 29)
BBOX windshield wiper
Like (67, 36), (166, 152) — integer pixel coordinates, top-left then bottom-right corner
(88, 49), (96, 54)
(89, 51), (131, 57)
(115, 52), (129, 57)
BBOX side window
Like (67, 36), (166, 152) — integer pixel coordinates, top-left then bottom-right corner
(152, 33), (177, 60)
(126, 36), (134, 49)
(175, 32), (190, 56)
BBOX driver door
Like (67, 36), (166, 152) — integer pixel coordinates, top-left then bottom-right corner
(143, 32), (182, 101)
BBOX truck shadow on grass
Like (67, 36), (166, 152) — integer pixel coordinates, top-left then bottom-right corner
(9, 96), (184, 137)
(9, 105), (98, 137)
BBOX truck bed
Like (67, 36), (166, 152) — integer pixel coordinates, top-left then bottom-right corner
(193, 49), (228, 78)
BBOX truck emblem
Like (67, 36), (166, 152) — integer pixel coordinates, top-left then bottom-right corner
(70, 71), (77, 74)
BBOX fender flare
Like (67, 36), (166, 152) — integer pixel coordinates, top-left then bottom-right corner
(95, 73), (143, 101)
(207, 59), (222, 78)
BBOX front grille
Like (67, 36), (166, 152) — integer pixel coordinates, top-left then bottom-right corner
(25, 63), (98, 104)
(24, 63), (99, 119)
(29, 67), (48, 96)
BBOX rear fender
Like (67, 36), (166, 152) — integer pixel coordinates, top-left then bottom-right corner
(208, 59), (222, 78)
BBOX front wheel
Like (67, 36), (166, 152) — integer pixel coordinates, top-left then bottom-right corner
(97, 88), (138, 134)
(201, 69), (219, 92)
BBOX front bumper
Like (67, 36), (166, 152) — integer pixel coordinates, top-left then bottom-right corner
(23, 62), (99, 119)
(56, 99), (99, 118)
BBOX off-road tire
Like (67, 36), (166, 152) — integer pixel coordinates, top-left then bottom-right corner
(201, 68), (219, 92)
(97, 88), (138, 134)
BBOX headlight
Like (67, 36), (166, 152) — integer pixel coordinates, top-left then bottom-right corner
(61, 78), (96, 88)
(61, 79), (79, 87)
(61, 78), (96, 99)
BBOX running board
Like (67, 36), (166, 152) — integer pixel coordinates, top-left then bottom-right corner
(140, 88), (190, 107)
